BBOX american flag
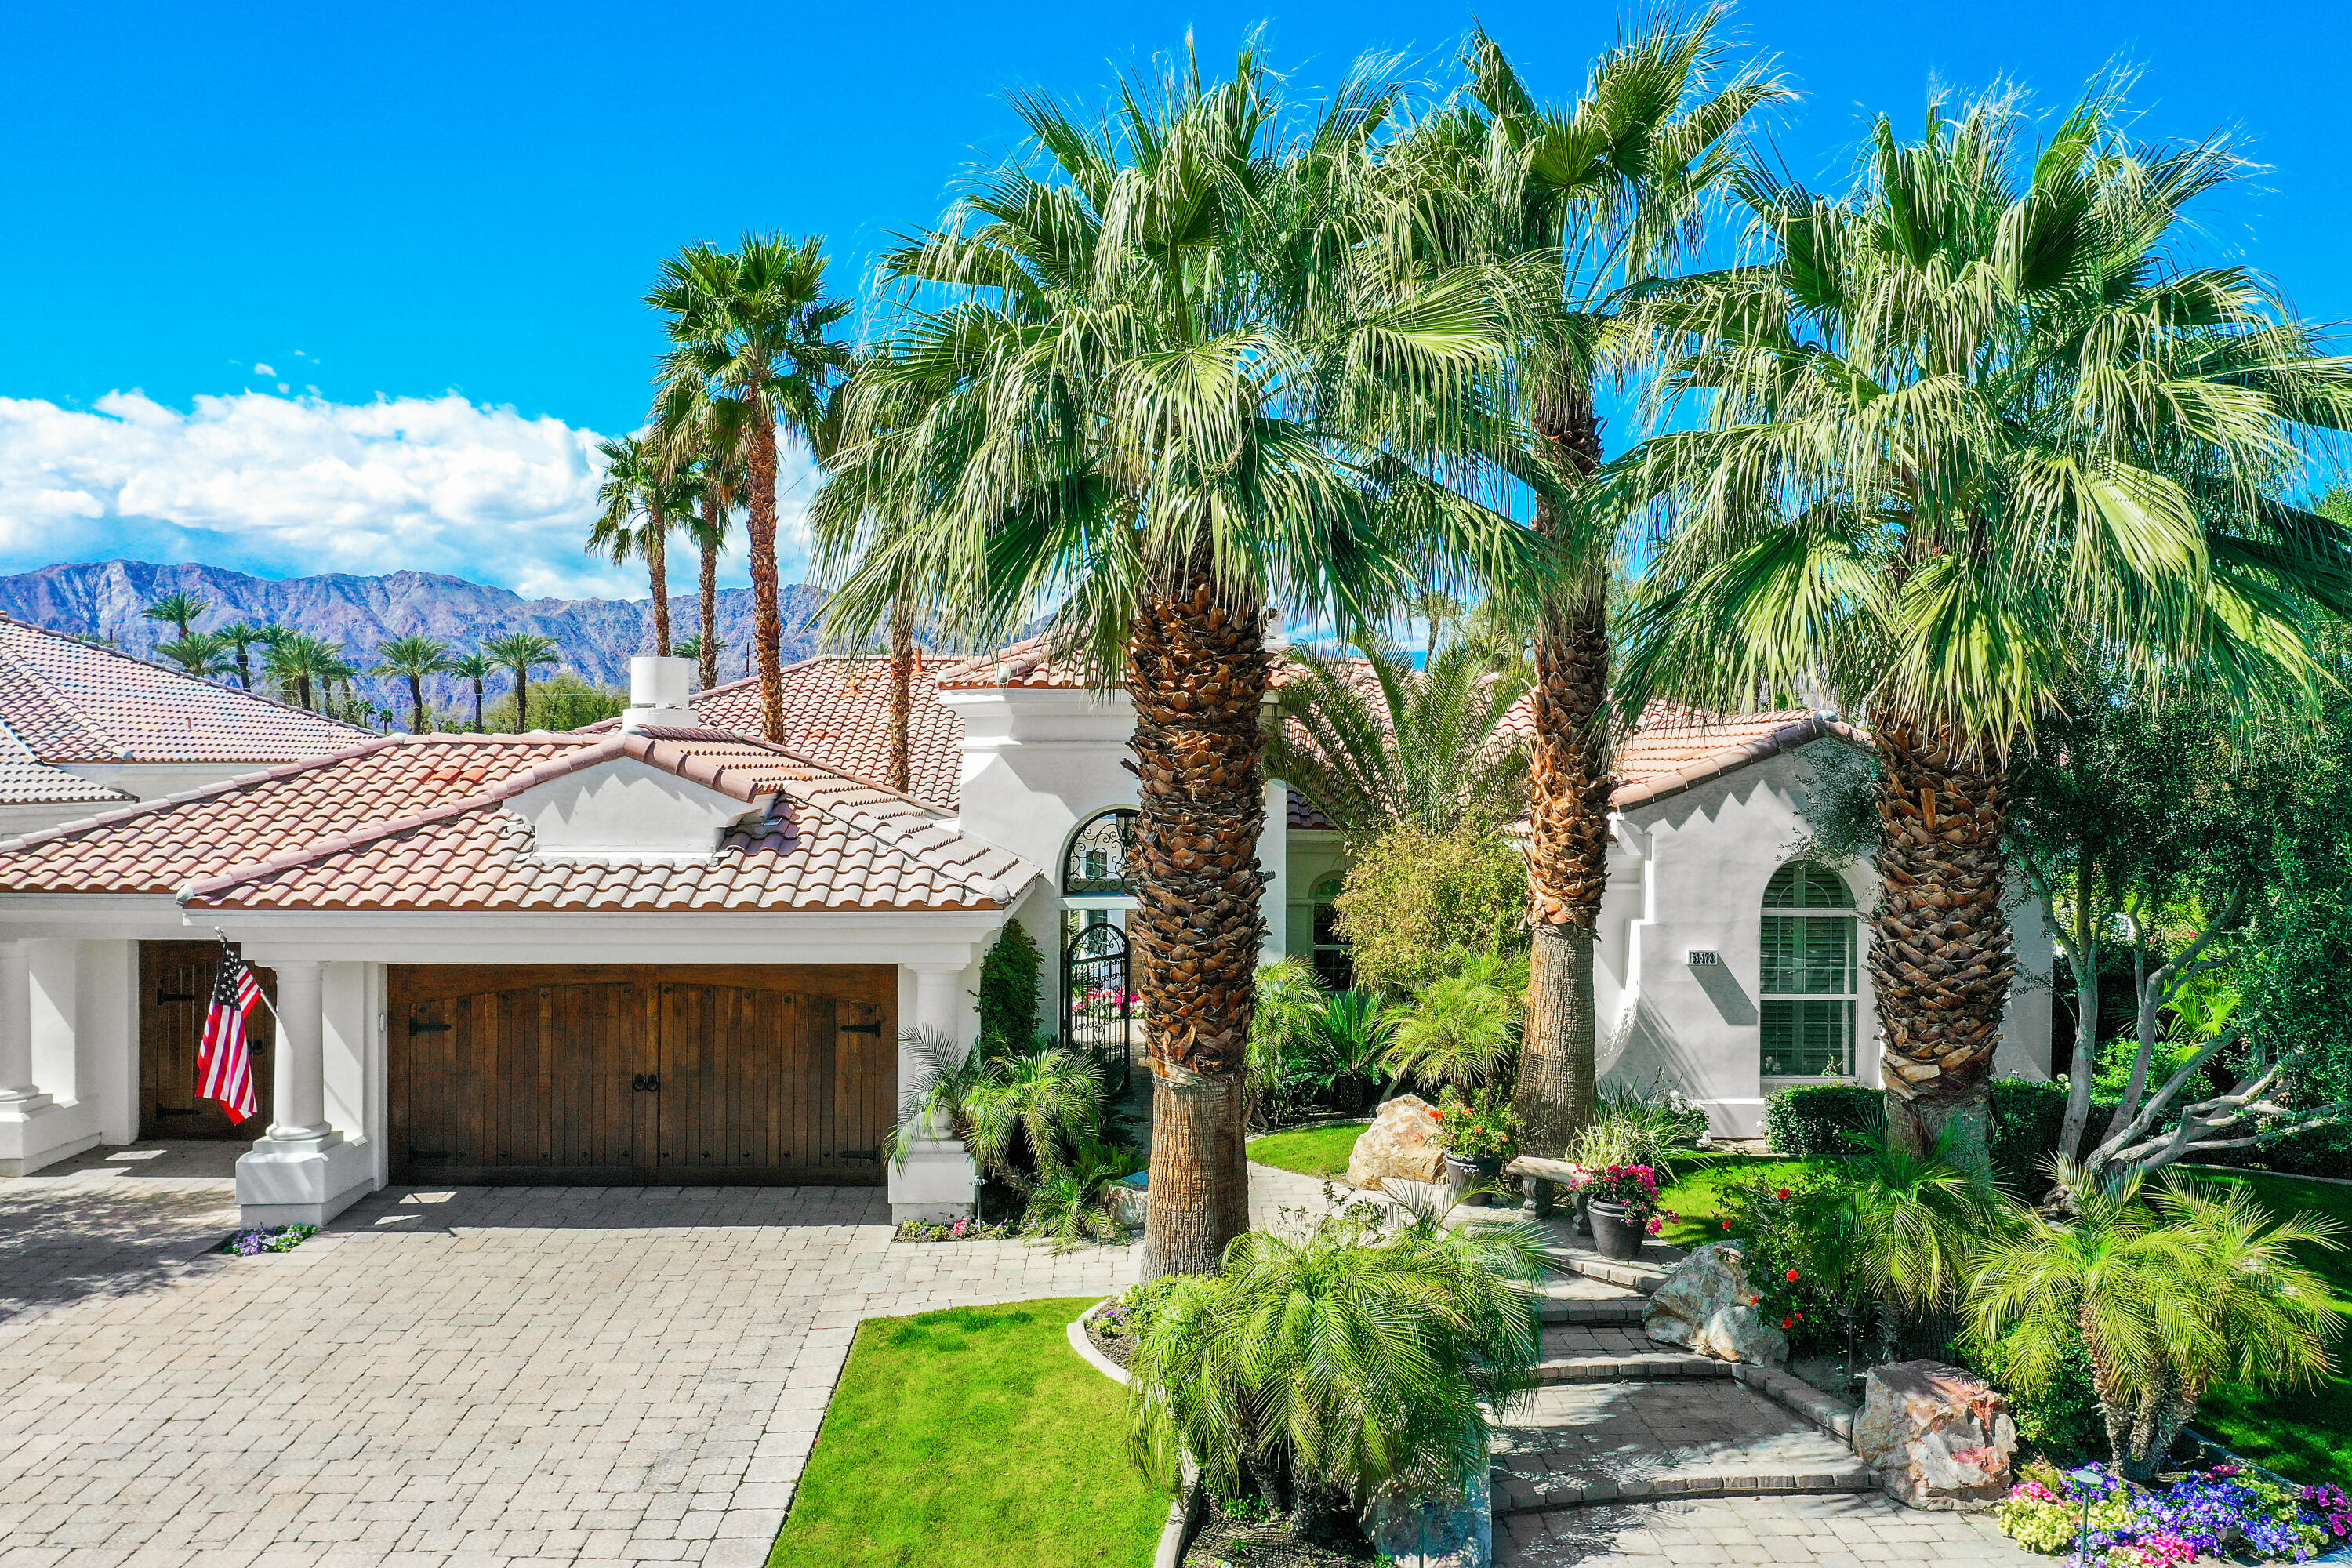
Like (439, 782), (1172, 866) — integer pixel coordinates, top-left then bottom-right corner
(198, 940), (263, 1123)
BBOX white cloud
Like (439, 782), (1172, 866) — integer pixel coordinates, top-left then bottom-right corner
(0, 391), (818, 600)
(252, 363), (274, 377)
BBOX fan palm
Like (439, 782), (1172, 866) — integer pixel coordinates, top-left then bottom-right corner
(590, 434), (695, 656)
(1613, 89), (2352, 1155)
(813, 42), (1538, 1276)
(1265, 638), (1530, 839)
(375, 634), (455, 733)
(1127, 1202), (1547, 1531)
(214, 621), (270, 689)
(154, 631), (232, 679)
(481, 631), (560, 731)
(1391, 20), (1789, 1163)
(448, 652), (494, 731)
(648, 236), (851, 738)
(140, 592), (211, 641)
(1968, 1166), (2345, 1479)
(262, 633), (353, 711)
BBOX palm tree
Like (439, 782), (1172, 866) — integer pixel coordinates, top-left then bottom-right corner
(1264, 640), (1530, 840)
(154, 631), (233, 679)
(262, 633), (354, 711)
(1394, 20), (1790, 1163)
(375, 634), (456, 733)
(448, 651), (494, 731)
(811, 45), (1537, 1276)
(1967, 1167), (2344, 1479)
(648, 237), (850, 739)
(650, 384), (751, 693)
(590, 434), (693, 657)
(1127, 1203), (1548, 1533)
(215, 621), (270, 689)
(1613, 89), (2352, 1155)
(482, 632), (561, 730)
(141, 592), (211, 641)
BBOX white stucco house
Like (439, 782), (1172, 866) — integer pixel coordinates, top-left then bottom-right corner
(0, 626), (2049, 1228)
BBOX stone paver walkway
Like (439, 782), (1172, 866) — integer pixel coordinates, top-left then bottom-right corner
(1497, 1492), (2035, 1566)
(0, 1144), (1138, 1568)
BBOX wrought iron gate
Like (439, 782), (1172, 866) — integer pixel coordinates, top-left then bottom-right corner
(1062, 920), (1134, 1094)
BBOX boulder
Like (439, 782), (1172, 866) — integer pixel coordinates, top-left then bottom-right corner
(1853, 1360), (2016, 1511)
(1346, 1095), (1446, 1191)
(1642, 1242), (1789, 1366)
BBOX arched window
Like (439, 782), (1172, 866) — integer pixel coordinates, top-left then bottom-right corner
(1062, 808), (1137, 897)
(1309, 873), (1352, 991)
(1760, 859), (1857, 1077)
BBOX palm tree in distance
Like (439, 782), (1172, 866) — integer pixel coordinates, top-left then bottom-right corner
(648, 236), (851, 739)
(483, 632), (561, 731)
(652, 376), (752, 693)
(448, 652), (495, 731)
(141, 593), (211, 642)
(1613, 89), (2352, 1156)
(1394, 20), (1790, 1163)
(154, 632), (233, 680)
(214, 622), (270, 689)
(263, 633), (354, 711)
(591, 435), (694, 657)
(814, 43), (1539, 1276)
(375, 634), (456, 733)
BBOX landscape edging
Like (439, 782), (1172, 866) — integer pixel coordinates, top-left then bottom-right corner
(1066, 1298), (1205, 1568)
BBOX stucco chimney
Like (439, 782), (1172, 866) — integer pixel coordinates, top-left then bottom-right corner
(619, 655), (699, 733)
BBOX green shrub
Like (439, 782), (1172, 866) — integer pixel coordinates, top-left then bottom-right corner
(977, 920), (1044, 1055)
(1762, 1083), (1879, 1160)
(1330, 822), (1530, 993)
(1711, 1170), (1862, 1351)
(1969, 1330), (2102, 1463)
(1988, 1078), (2067, 1189)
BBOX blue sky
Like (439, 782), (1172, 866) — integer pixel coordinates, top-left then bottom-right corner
(2, 0), (2344, 595)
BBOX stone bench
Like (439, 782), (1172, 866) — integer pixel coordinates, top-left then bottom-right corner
(1502, 1155), (1582, 1217)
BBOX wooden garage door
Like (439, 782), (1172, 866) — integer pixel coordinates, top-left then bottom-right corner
(388, 964), (894, 1185)
(139, 940), (276, 1138)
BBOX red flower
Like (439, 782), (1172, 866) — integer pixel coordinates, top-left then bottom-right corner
(1785, 1269), (1800, 1282)
(1721, 1219), (1732, 1229)
(1776, 1188), (1791, 1200)
(1781, 1317), (1795, 1329)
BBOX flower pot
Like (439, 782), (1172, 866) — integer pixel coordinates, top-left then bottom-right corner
(1443, 1154), (1505, 1207)
(1585, 1199), (1646, 1261)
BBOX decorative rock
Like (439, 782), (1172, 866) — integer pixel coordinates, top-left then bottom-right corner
(1642, 1242), (1789, 1366)
(1346, 1095), (1445, 1191)
(1853, 1359), (2016, 1511)
(1109, 1174), (1148, 1229)
(1363, 1466), (1490, 1568)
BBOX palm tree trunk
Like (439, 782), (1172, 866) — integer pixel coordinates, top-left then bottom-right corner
(408, 674), (426, 735)
(1132, 553), (1269, 1279)
(888, 604), (914, 793)
(470, 677), (484, 731)
(515, 667), (530, 731)
(746, 413), (786, 740)
(647, 499), (673, 657)
(1873, 719), (2014, 1159)
(699, 483), (724, 691)
(1512, 390), (1610, 1161)
(235, 646), (252, 689)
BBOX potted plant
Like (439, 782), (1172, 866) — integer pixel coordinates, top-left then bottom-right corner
(1577, 1164), (1669, 1261)
(1431, 1094), (1518, 1206)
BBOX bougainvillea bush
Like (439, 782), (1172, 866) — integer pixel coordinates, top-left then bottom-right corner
(1995, 1457), (2352, 1563)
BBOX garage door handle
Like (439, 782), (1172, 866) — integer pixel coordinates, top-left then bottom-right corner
(633, 1073), (660, 1093)
(156, 990), (198, 1004)
(409, 1018), (452, 1035)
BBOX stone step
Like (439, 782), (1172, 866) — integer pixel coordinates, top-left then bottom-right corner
(1494, 1461), (1879, 1515)
(1534, 1326), (1726, 1384)
(1530, 1274), (1649, 1326)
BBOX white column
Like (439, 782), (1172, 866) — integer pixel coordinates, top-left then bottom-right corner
(891, 960), (980, 1221)
(1258, 777), (1289, 966)
(267, 958), (332, 1143)
(0, 942), (48, 1111)
(912, 964), (964, 1036)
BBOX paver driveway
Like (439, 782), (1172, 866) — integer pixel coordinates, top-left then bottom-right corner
(0, 1144), (1138, 1568)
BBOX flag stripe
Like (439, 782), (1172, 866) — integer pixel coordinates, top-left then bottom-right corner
(198, 941), (261, 1123)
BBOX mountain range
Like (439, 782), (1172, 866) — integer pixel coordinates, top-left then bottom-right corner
(0, 559), (826, 696)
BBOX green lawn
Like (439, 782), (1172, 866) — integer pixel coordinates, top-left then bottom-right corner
(1247, 1120), (1370, 1180)
(766, 1298), (1170, 1568)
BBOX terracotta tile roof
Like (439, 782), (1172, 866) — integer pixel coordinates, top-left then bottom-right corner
(0, 615), (372, 766)
(933, 634), (1107, 692)
(0, 720), (132, 806)
(0, 730), (1036, 914)
(579, 654), (964, 810)
(1607, 705), (1865, 809)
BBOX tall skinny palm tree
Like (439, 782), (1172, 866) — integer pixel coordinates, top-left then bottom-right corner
(815, 44), (1537, 1276)
(648, 237), (850, 738)
(215, 621), (270, 689)
(154, 631), (233, 679)
(482, 632), (561, 731)
(142, 592), (211, 643)
(1398, 20), (1790, 1160)
(263, 633), (354, 711)
(1615, 89), (2352, 1154)
(376, 634), (456, 732)
(448, 651), (494, 731)
(590, 435), (691, 656)
(651, 380), (751, 693)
